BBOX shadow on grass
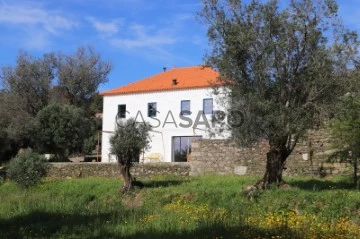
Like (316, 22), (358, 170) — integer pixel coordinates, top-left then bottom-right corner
(142, 179), (184, 188)
(0, 211), (304, 239)
(0, 211), (135, 239)
(120, 225), (304, 239)
(289, 177), (354, 191)
(0, 211), (109, 239)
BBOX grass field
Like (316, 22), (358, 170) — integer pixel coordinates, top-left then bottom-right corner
(0, 175), (360, 239)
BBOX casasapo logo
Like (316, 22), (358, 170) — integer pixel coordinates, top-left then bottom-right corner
(115, 110), (244, 129)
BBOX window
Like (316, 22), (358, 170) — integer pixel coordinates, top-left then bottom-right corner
(118, 104), (126, 118)
(172, 136), (202, 162)
(203, 98), (213, 114)
(181, 100), (190, 115)
(148, 102), (157, 117)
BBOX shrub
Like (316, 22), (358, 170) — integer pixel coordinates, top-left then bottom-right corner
(7, 149), (47, 188)
(33, 104), (90, 161)
(83, 135), (98, 155)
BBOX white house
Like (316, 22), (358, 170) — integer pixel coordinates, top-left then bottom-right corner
(100, 66), (230, 163)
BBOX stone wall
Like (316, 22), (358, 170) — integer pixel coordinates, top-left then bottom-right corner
(46, 162), (190, 178)
(284, 129), (345, 176)
(190, 129), (351, 177)
(45, 129), (351, 179)
(190, 139), (268, 176)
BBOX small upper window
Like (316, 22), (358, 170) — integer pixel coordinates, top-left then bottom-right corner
(118, 104), (126, 118)
(148, 102), (157, 117)
(203, 98), (213, 115)
(181, 100), (190, 115)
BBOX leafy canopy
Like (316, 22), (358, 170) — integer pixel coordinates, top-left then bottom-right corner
(0, 46), (111, 154)
(33, 104), (90, 160)
(1, 52), (55, 117)
(56, 46), (112, 108)
(201, 0), (358, 149)
(110, 118), (151, 163)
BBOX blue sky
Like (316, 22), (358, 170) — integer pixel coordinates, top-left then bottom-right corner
(0, 0), (359, 92)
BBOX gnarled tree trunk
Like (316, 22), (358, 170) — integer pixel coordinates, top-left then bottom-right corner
(256, 139), (289, 189)
(119, 159), (133, 194)
(118, 155), (144, 194)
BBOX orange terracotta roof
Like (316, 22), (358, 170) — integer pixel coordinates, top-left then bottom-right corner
(101, 66), (221, 96)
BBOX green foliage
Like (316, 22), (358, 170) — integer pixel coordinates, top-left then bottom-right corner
(88, 92), (103, 115)
(0, 86), (36, 151)
(83, 136), (96, 155)
(83, 135), (100, 155)
(329, 95), (360, 150)
(6, 149), (47, 188)
(0, 52), (55, 117)
(200, 0), (359, 184)
(328, 94), (360, 187)
(0, 94), (18, 161)
(201, 0), (357, 146)
(0, 176), (359, 238)
(0, 46), (111, 159)
(55, 46), (112, 108)
(33, 104), (90, 161)
(0, 128), (10, 161)
(110, 118), (151, 163)
(82, 117), (102, 155)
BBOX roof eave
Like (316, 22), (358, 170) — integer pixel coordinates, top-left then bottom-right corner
(100, 84), (224, 96)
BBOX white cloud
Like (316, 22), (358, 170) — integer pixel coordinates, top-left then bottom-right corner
(23, 29), (50, 50)
(0, 1), (78, 49)
(106, 9), (206, 64)
(0, 1), (78, 35)
(110, 23), (177, 49)
(174, 13), (194, 21)
(109, 23), (191, 64)
(87, 17), (122, 36)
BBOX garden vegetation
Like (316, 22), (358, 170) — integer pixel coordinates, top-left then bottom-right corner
(0, 175), (359, 238)
(6, 149), (47, 188)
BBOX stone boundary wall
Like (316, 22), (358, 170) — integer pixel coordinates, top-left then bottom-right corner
(190, 129), (351, 177)
(46, 129), (351, 179)
(190, 139), (268, 176)
(46, 162), (190, 178)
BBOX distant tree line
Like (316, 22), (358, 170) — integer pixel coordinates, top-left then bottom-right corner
(0, 46), (112, 161)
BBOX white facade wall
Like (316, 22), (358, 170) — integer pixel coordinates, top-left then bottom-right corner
(101, 87), (229, 162)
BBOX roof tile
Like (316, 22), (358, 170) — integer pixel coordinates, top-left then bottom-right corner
(101, 66), (220, 95)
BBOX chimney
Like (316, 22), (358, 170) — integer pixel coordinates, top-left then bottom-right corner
(163, 67), (167, 72)
(172, 79), (178, 85)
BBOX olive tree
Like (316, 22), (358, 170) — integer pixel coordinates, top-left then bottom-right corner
(33, 104), (90, 161)
(0, 47), (112, 158)
(110, 118), (151, 194)
(1, 52), (55, 117)
(200, 0), (358, 188)
(55, 46), (112, 109)
(0, 52), (55, 148)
